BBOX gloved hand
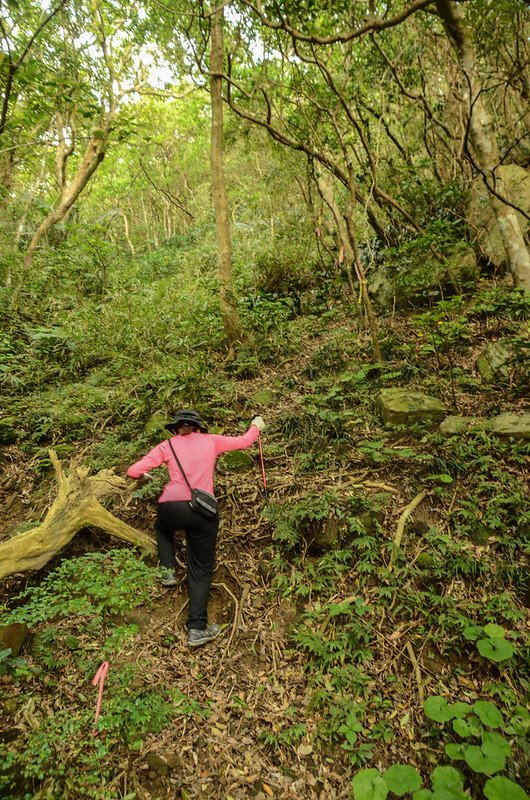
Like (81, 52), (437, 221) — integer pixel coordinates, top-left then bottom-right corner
(136, 473), (152, 483)
(251, 415), (265, 431)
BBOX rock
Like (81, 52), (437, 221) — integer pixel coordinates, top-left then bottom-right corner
(489, 412), (530, 440)
(369, 244), (478, 309)
(444, 246), (480, 291)
(221, 450), (254, 471)
(0, 623), (29, 657)
(440, 413), (530, 440)
(467, 164), (530, 268)
(476, 340), (514, 382)
(416, 553), (435, 569)
(378, 389), (447, 426)
(440, 416), (486, 435)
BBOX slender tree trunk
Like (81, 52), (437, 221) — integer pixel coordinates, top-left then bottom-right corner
(344, 207), (382, 362)
(10, 133), (108, 310)
(119, 210), (135, 257)
(210, 6), (241, 350)
(436, 0), (530, 291)
(315, 171), (363, 325)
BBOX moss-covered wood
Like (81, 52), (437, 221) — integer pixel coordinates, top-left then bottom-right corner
(0, 451), (155, 580)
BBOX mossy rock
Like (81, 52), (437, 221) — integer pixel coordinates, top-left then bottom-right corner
(468, 164), (530, 268)
(476, 340), (514, 383)
(377, 389), (447, 426)
(370, 244), (478, 309)
(0, 623), (29, 657)
(440, 416), (486, 435)
(490, 412), (530, 440)
(221, 451), (255, 471)
(440, 413), (530, 440)
(416, 553), (435, 569)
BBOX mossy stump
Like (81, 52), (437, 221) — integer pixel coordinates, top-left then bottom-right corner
(0, 450), (155, 580)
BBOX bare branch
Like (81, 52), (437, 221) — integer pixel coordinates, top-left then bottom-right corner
(240, 0), (436, 46)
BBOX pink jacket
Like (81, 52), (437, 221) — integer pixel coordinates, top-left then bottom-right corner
(127, 426), (259, 503)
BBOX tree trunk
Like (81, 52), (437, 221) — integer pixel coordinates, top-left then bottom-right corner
(436, 0), (530, 291)
(10, 133), (108, 310)
(210, 6), (241, 350)
(0, 451), (155, 580)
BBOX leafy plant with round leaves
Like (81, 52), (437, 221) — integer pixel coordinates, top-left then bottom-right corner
(472, 701), (504, 728)
(474, 624), (515, 662)
(431, 765), (466, 792)
(424, 696), (456, 723)
(383, 764), (422, 795)
(351, 768), (389, 800)
(462, 732), (511, 775)
(484, 776), (529, 800)
(452, 716), (482, 738)
(483, 623), (505, 638)
(477, 637), (514, 662)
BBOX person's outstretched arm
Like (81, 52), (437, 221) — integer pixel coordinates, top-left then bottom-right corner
(211, 416), (265, 456)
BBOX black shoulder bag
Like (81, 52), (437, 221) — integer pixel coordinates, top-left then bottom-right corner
(168, 439), (219, 519)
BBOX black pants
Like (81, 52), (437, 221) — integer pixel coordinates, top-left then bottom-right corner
(155, 501), (219, 631)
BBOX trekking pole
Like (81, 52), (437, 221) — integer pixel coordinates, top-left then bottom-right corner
(257, 430), (268, 503)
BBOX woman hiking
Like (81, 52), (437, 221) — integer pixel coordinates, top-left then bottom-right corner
(127, 410), (266, 647)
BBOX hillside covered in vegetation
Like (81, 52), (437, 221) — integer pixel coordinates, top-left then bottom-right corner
(0, 1), (529, 799)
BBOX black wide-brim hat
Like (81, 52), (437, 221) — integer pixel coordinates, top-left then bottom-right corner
(165, 409), (208, 433)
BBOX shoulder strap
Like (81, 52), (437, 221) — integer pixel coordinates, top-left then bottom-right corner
(168, 438), (193, 492)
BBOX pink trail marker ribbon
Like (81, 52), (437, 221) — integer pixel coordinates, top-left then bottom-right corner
(91, 661), (109, 736)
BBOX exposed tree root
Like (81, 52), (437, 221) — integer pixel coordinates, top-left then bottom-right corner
(0, 450), (155, 580)
(390, 490), (427, 566)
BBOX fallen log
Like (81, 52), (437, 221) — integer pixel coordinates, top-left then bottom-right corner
(0, 450), (156, 580)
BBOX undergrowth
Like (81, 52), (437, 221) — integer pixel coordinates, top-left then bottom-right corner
(0, 550), (210, 800)
(1, 279), (529, 798)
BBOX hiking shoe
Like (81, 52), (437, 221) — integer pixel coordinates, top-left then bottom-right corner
(159, 570), (178, 588)
(187, 623), (221, 647)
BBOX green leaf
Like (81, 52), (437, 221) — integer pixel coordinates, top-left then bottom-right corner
(351, 769), (389, 800)
(452, 716), (482, 738)
(424, 696), (455, 723)
(477, 637), (514, 662)
(484, 776), (529, 800)
(483, 623), (505, 638)
(329, 601), (353, 616)
(472, 701), (503, 728)
(383, 764), (422, 795)
(482, 731), (511, 758)
(431, 789), (469, 800)
(431, 766), (465, 791)
(462, 625), (482, 641)
(451, 702), (471, 719)
(463, 744), (506, 775)
(413, 791), (433, 800)
(430, 473), (453, 483)
(445, 743), (466, 761)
